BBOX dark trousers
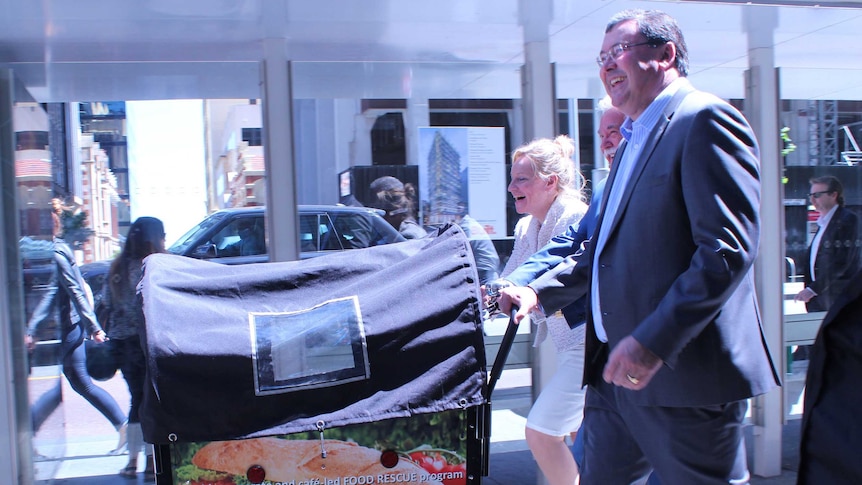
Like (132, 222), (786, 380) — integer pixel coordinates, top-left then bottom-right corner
(115, 335), (147, 424)
(572, 423), (663, 485)
(580, 378), (749, 485)
(30, 379), (62, 432)
(59, 324), (125, 428)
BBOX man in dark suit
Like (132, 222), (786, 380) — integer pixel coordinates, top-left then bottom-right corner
(794, 175), (860, 313)
(797, 266), (862, 484)
(498, 9), (780, 483)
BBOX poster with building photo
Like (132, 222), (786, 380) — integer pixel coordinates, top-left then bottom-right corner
(417, 127), (506, 237)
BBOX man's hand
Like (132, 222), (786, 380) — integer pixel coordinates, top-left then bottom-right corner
(603, 336), (663, 390)
(795, 287), (816, 303)
(497, 286), (539, 325)
(24, 334), (36, 352)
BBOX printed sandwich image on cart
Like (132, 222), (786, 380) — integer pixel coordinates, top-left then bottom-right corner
(137, 224), (517, 485)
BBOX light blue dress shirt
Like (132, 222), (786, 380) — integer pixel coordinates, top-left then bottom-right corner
(590, 79), (685, 342)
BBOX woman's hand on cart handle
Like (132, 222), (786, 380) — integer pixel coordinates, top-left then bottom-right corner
(497, 286), (538, 325)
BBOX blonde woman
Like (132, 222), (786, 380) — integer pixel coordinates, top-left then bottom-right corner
(501, 135), (587, 485)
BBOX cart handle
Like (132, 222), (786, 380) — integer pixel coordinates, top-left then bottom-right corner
(485, 307), (519, 400)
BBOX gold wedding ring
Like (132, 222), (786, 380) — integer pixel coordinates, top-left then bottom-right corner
(626, 374), (640, 385)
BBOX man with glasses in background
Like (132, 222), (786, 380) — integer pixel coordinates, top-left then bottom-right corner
(497, 9), (780, 483)
(795, 175), (860, 313)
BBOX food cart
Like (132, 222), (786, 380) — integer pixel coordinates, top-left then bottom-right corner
(138, 224), (514, 485)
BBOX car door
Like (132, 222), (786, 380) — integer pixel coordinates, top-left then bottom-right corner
(304, 212), (345, 256)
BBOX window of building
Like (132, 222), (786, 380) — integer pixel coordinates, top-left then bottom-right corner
(370, 112), (406, 165)
(242, 127), (262, 147)
(15, 131), (49, 151)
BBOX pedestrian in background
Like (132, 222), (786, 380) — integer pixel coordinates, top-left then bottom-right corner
(101, 216), (166, 479)
(455, 202), (501, 285)
(368, 176), (427, 239)
(26, 207), (127, 450)
(795, 175), (860, 313)
(498, 9), (779, 483)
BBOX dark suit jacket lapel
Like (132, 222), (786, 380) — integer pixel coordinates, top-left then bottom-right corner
(582, 83), (694, 386)
(599, 82), (695, 245)
(588, 137), (627, 274)
(819, 207), (848, 255)
(812, 207), (845, 274)
(582, 140), (626, 385)
(597, 140), (626, 214)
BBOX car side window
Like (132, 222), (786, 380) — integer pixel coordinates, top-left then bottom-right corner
(330, 213), (375, 249)
(195, 225), (234, 259)
(299, 214), (320, 252)
(319, 214), (344, 251)
(200, 216), (266, 259)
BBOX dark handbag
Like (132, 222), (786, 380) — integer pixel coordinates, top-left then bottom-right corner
(85, 338), (118, 381)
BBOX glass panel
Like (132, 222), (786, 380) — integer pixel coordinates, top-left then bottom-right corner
(3, 42), (705, 484)
(5, 65), (267, 481)
(289, 60), (535, 426)
(298, 213), (320, 252)
(781, 99), (862, 421)
(10, 95), (71, 480)
(1, 72), (41, 483)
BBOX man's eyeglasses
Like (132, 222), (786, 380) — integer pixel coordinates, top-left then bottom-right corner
(596, 42), (660, 67)
(809, 190), (834, 199)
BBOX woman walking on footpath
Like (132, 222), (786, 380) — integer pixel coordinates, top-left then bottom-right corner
(101, 216), (167, 479)
(26, 208), (127, 451)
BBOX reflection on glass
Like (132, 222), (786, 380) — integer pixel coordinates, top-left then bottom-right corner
(12, 99), (67, 474)
(781, 101), (862, 424)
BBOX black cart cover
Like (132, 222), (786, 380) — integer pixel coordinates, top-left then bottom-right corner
(138, 224), (487, 443)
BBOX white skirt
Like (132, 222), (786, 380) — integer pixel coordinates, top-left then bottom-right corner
(525, 344), (586, 437)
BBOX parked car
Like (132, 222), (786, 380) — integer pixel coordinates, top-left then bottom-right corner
(81, 205), (406, 298)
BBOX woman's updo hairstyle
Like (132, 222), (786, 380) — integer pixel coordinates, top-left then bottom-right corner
(511, 135), (583, 199)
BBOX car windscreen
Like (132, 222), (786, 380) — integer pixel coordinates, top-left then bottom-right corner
(167, 211), (230, 255)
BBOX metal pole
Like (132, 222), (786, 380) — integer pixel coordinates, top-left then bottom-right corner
(744, 6), (784, 477)
(261, 40), (300, 263)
